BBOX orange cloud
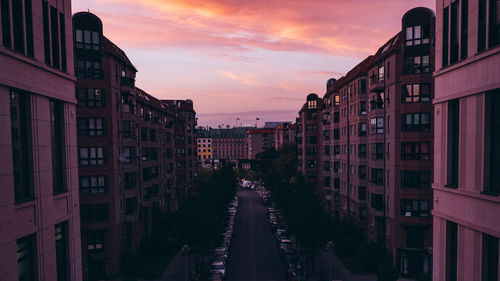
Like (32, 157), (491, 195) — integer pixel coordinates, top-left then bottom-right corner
(76, 0), (434, 56)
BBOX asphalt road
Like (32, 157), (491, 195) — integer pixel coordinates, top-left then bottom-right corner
(224, 189), (287, 281)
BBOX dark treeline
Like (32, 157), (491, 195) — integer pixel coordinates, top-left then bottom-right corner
(126, 166), (237, 280)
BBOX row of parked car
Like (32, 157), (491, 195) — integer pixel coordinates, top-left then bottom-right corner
(207, 195), (239, 281)
(261, 192), (307, 281)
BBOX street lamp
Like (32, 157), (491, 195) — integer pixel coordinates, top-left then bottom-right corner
(181, 244), (191, 281)
(326, 241), (335, 281)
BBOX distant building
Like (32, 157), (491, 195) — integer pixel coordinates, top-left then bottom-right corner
(0, 0), (83, 280)
(246, 128), (276, 159)
(211, 127), (252, 161)
(197, 129), (213, 169)
(274, 123), (297, 150)
(432, 1), (500, 280)
(264, 121), (291, 129)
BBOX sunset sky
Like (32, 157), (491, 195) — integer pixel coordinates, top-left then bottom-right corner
(72, 0), (434, 127)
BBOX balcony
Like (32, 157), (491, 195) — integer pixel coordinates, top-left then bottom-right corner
(369, 76), (385, 93)
(121, 76), (135, 87)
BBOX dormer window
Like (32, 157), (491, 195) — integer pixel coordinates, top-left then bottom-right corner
(405, 25), (430, 46)
(307, 100), (317, 109)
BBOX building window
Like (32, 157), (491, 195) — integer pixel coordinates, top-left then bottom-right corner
(489, 0), (500, 48)
(401, 112), (431, 131)
(150, 128), (156, 141)
(358, 123), (367, 137)
(359, 101), (367, 115)
(81, 204), (109, 222)
(401, 142), (430, 160)
(358, 186), (366, 200)
(123, 147), (136, 163)
(401, 170), (431, 189)
(405, 55), (430, 74)
(358, 144), (367, 158)
(443, 5), (450, 66)
(405, 25), (430, 46)
(307, 160), (318, 168)
(370, 117), (384, 134)
(80, 175), (108, 194)
(323, 130), (330, 141)
(324, 161), (331, 171)
(307, 99), (317, 109)
(306, 136), (317, 144)
(358, 165), (367, 179)
(78, 118), (106, 136)
(406, 227), (425, 248)
(359, 207), (367, 220)
(79, 147), (106, 165)
(401, 199), (429, 217)
(333, 162), (340, 173)
(50, 100), (66, 193)
(371, 168), (384, 186)
(324, 176), (330, 187)
(122, 121), (136, 138)
(446, 221), (458, 281)
(1, 0), (12, 49)
(141, 147), (158, 161)
(1, 0), (34, 57)
(358, 79), (367, 94)
(143, 166), (159, 181)
(76, 88), (105, 107)
(17, 234), (37, 281)
(485, 92), (500, 194)
(378, 65), (385, 82)
(86, 231), (104, 252)
(75, 28), (100, 50)
(461, 0), (469, 59)
(306, 148), (317, 156)
(450, 1), (459, 64)
(333, 128), (340, 139)
(125, 197), (137, 215)
(371, 193), (383, 210)
(478, 0), (488, 52)
(55, 222), (69, 281)
(324, 145), (330, 156)
(333, 145), (340, 156)
(124, 172), (137, 189)
(447, 99), (460, 187)
(402, 84), (431, 103)
(76, 59), (102, 79)
(482, 233), (499, 281)
(371, 143), (384, 160)
(10, 91), (33, 202)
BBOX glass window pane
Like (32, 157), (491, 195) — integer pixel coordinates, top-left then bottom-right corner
(406, 27), (413, 40)
(414, 26), (421, 39)
(84, 30), (91, 43)
(76, 29), (83, 42)
(81, 177), (89, 187)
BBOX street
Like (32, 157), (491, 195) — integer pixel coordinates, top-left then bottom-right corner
(224, 189), (287, 281)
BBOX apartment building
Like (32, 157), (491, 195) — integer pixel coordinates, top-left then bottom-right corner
(432, 0), (500, 280)
(197, 128), (213, 168)
(274, 123), (297, 150)
(307, 7), (436, 278)
(246, 128), (276, 159)
(73, 12), (196, 280)
(162, 99), (198, 199)
(211, 127), (251, 161)
(298, 94), (323, 187)
(0, 0), (83, 280)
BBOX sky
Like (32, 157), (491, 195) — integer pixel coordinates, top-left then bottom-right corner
(72, 0), (434, 127)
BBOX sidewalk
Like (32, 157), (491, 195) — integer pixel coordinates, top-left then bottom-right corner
(308, 249), (377, 281)
(140, 252), (195, 281)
